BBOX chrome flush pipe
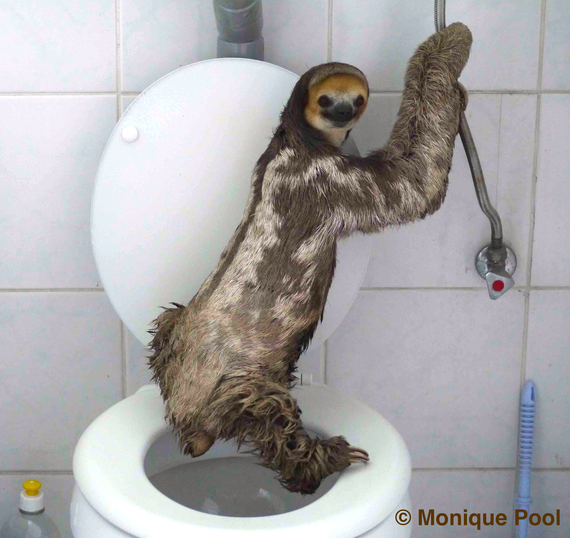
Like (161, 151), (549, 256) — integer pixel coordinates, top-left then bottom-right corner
(213, 0), (264, 60)
(435, 0), (517, 299)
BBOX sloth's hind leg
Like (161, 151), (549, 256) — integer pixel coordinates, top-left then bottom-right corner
(179, 428), (215, 458)
(214, 377), (369, 494)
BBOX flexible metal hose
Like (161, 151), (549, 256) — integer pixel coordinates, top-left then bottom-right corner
(434, 0), (503, 248)
(434, 0), (446, 31)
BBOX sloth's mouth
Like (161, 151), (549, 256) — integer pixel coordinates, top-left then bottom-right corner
(331, 119), (351, 128)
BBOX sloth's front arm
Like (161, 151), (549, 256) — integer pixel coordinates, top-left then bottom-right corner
(321, 22), (472, 236)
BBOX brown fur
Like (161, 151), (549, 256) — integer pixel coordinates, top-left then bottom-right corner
(149, 22), (472, 494)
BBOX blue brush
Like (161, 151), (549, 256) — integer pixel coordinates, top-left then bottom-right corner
(516, 381), (536, 538)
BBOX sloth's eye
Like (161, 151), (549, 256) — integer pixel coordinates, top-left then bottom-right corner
(354, 95), (365, 107)
(318, 95), (331, 108)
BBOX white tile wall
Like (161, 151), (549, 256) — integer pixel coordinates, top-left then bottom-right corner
(542, 0), (570, 91)
(410, 470), (515, 537)
(0, 293), (122, 470)
(526, 290), (570, 469)
(126, 329), (153, 396)
(1, 1), (568, 536)
(333, 0), (542, 91)
(0, 96), (117, 289)
(0, 1), (116, 92)
(532, 95), (570, 286)
(121, 0), (217, 92)
(121, 0), (327, 92)
(527, 472), (570, 538)
(327, 289), (525, 468)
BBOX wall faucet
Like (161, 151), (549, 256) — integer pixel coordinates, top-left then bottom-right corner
(435, 0), (517, 300)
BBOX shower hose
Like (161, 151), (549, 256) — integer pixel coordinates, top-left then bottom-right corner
(434, 0), (504, 251)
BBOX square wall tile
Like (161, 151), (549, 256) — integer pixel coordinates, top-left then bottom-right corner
(299, 345), (325, 385)
(122, 95), (138, 116)
(532, 95), (570, 286)
(332, 0), (541, 91)
(526, 290), (570, 469)
(262, 0), (328, 75)
(0, 96), (117, 288)
(122, 0), (327, 93)
(410, 470), (515, 538)
(353, 94), (535, 288)
(527, 472), (570, 538)
(121, 0), (217, 92)
(0, 0), (115, 92)
(127, 327), (153, 396)
(495, 94), (537, 286)
(0, 292), (122, 470)
(0, 474), (74, 538)
(327, 289), (525, 468)
(543, 0), (570, 90)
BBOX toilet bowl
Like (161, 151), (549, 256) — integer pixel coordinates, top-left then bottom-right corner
(73, 58), (412, 537)
(71, 384), (411, 538)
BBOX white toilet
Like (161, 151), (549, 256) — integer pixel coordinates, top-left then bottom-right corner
(71, 59), (413, 538)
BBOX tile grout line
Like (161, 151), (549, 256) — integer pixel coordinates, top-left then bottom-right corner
(412, 467), (570, 473)
(0, 288), (106, 293)
(326, 0), (333, 63)
(2, 468), (568, 476)
(1, 90), (569, 98)
(0, 470), (73, 476)
(2, 286), (569, 295)
(412, 467), (516, 473)
(513, 3), (548, 535)
(367, 89), (570, 96)
(0, 92), (118, 97)
(116, 0), (123, 120)
(520, 0), (547, 407)
(359, 286), (512, 292)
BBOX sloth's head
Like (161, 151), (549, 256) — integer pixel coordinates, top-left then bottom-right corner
(281, 63), (369, 148)
(305, 72), (369, 146)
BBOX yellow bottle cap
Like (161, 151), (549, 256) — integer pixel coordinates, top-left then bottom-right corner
(23, 480), (41, 497)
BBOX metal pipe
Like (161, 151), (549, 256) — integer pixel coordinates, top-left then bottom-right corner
(434, 0), (503, 248)
(458, 112), (503, 248)
(213, 0), (264, 60)
(434, 0), (446, 31)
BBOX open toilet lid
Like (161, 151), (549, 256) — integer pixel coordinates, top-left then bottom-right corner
(92, 59), (371, 349)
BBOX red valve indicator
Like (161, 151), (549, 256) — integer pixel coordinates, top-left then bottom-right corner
(492, 280), (505, 292)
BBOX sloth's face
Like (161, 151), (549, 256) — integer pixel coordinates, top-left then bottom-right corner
(305, 73), (368, 145)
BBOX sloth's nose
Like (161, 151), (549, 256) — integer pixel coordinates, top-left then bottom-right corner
(329, 104), (353, 123)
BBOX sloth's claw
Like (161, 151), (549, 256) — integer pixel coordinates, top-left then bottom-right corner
(348, 446), (370, 463)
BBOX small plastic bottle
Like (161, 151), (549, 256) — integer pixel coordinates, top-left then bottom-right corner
(0, 480), (61, 538)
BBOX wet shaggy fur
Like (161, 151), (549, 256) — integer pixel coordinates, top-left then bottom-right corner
(149, 23), (473, 494)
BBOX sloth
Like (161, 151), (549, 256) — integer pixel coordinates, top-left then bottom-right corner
(149, 22), (472, 494)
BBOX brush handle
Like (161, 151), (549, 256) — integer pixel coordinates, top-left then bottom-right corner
(516, 381), (536, 538)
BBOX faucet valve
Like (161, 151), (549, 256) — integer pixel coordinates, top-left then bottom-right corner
(476, 245), (517, 300)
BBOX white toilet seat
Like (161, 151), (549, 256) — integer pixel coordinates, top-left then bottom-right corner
(91, 59), (371, 353)
(73, 384), (410, 538)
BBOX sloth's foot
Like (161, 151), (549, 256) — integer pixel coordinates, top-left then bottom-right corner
(348, 445), (370, 463)
(280, 436), (369, 495)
